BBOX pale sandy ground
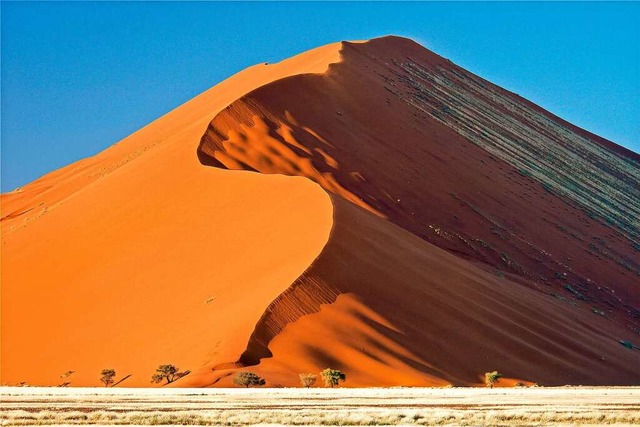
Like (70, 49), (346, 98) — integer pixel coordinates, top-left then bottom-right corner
(1, 387), (639, 426)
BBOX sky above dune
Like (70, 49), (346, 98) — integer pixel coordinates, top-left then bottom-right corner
(1, 1), (638, 192)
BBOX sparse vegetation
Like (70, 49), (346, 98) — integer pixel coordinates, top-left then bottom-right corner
(233, 371), (266, 388)
(484, 371), (503, 388)
(99, 369), (116, 387)
(299, 373), (317, 388)
(150, 365), (188, 385)
(321, 368), (346, 388)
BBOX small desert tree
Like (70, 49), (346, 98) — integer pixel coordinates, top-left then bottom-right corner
(320, 368), (346, 388)
(484, 371), (503, 388)
(299, 373), (317, 388)
(100, 369), (116, 387)
(233, 371), (266, 388)
(151, 364), (187, 385)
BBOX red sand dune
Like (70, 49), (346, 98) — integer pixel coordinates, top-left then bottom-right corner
(2, 36), (639, 387)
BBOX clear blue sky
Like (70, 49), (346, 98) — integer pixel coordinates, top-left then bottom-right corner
(2, 1), (639, 192)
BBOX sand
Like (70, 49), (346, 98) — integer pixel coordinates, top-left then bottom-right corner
(198, 197), (640, 387)
(1, 42), (341, 387)
(2, 36), (639, 388)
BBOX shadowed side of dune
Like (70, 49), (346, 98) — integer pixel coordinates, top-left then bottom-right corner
(192, 36), (640, 387)
(237, 276), (340, 367)
(198, 36), (640, 331)
(226, 196), (640, 386)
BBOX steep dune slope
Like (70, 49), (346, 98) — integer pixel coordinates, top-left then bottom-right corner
(1, 43), (342, 387)
(249, 197), (640, 387)
(199, 36), (640, 329)
(192, 36), (640, 386)
(1, 41), (343, 222)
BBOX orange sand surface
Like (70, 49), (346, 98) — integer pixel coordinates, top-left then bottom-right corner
(1, 43), (340, 387)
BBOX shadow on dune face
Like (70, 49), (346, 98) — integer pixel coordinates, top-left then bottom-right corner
(269, 198), (640, 386)
(236, 275), (341, 367)
(198, 105), (382, 216)
(192, 184), (640, 386)
(198, 36), (640, 319)
(193, 36), (640, 386)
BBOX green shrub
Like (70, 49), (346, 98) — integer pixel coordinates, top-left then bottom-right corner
(484, 371), (503, 388)
(320, 368), (346, 388)
(151, 364), (188, 385)
(233, 371), (266, 388)
(299, 373), (317, 388)
(100, 369), (116, 387)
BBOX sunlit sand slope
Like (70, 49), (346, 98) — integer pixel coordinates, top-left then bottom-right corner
(1, 42), (341, 387)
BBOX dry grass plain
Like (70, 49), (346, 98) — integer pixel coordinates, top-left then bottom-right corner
(1, 387), (639, 426)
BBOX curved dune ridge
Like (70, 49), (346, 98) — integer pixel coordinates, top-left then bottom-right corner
(196, 36), (640, 386)
(2, 36), (639, 388)
(0, 42), (343, 387)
